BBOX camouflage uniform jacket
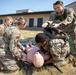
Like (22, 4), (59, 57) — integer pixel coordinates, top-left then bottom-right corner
(0, 24), (5, 48)
(49, 7), (76, 33)
(42, 38), (70, 61)
(3, 26), (24, 59)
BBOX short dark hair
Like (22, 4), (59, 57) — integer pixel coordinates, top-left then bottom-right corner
(53, 1), (63, 6)
(35, 33), (47, 43)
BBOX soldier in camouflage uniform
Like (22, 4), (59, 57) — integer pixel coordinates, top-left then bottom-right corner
(42, 1), (76, 53)
(0, 17), (27, 71)
(0, 16), (13, 35)
(0, 16), (14, 70)
(35, 32), (70, 67)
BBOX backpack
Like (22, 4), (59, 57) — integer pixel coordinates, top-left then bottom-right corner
(43, 27), (69, 49)
(43, 27), (69, 40)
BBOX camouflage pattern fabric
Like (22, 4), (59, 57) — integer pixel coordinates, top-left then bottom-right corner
(0, 24), (5, 48)
(0, 26), (24, 71)
(0, 24), (5, 37)
(3, 26), (23, 57)
(42, 38), (70, 66)
(48, 7), (76, 53)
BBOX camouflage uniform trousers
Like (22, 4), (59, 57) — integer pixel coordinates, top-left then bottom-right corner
(68, 28), (76, 53)
(62, 23), (76, 53)
(74, 26), (76, 52)
(0, 48), (19, 72)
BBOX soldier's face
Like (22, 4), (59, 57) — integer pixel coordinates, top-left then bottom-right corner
(19, 23), (27, 29)
(37, 41), (47, 47)
(53, 4), (64, 13)
(6, 19), (13, 27)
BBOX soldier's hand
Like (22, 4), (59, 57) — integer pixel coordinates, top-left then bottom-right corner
(16, 55), (21, 60)
(42, 21), (53, 28)
(42, 22), (48, 28)
(21, 53), (27, 61)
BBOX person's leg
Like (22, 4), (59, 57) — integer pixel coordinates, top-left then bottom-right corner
(69, 28), (76, 53)
(0, 57), (19, 72)
(74, 27), (76, 53)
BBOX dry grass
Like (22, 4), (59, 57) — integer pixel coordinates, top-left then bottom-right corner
(20, 30), (76, 75)
(20, 30), (42, 38)
(0, 30), (76, 75)
(31, 63), (76, 75)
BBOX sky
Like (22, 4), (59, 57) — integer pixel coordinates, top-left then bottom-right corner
(0, 0), (75, 15)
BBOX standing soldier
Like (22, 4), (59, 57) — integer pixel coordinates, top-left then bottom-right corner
(0, 17), (26, 72)
(42, 1), (76, 53)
